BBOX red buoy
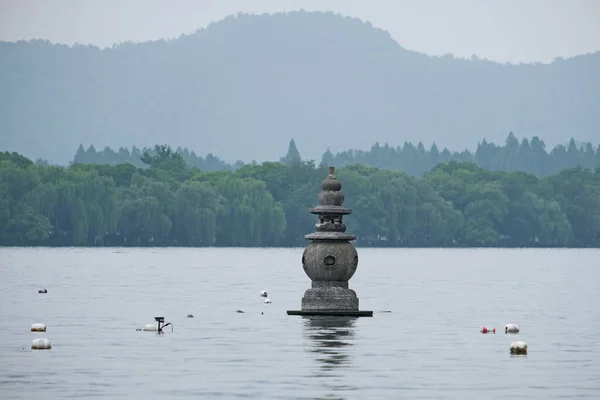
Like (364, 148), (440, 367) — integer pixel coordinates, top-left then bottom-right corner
(480, 326), (496, 334)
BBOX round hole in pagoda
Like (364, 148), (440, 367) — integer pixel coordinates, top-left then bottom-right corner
(324, 255), (336, 266)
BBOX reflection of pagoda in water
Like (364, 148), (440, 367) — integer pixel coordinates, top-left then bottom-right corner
(303, 316), (356, 371)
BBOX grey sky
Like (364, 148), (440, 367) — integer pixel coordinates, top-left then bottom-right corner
(1, 0), (599, 64)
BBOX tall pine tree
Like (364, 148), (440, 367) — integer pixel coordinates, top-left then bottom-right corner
(73, 144), (86, 164)
(280, 139), (302, 164)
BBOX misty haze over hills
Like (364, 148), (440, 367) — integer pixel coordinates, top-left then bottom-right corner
(0, 10), (598, 165)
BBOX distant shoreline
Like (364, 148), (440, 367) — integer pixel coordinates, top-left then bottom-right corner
(1, 245), (598, 250)
(2, 150), (599, 249)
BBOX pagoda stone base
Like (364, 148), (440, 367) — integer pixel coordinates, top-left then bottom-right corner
(287, 286), (373, 317)
(301, 287), (359, 311)
(287, 310), (373, 317)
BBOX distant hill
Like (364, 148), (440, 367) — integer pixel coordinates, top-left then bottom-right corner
(1, 10), (599, 165)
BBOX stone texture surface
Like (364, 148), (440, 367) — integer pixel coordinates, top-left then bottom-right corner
(302, 241), (358, 282)
(301, 287), (359, 311)
(305, 231), (356, 241)
(293, 166), (366, 313)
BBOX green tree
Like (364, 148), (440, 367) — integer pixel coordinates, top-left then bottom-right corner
(280, 139), (302, 165)
(2, 148), (600, 248)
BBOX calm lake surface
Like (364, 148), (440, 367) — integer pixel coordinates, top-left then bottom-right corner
(1, 247), (599, 399)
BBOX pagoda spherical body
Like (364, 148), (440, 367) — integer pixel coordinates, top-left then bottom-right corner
(302, 241), (358, 282)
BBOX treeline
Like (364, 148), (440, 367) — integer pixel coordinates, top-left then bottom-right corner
(73, 133), (600, 177)
(2, 145), (600, 248)
(323, 133), (600, 176)
(73, 144), (241, 171)
(71, 139), (304, 172)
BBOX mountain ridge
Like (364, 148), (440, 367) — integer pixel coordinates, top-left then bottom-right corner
(1, 10), (598, 164)
(4, 11), (597, 66)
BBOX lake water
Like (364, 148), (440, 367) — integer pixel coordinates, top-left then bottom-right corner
(1, 247), (599, 399)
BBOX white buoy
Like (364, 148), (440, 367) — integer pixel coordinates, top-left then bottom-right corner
(264, 298), (272, 304)
(31, 338), (51, 350)
(510, 341), (528, 355)
(260, 290), (268, 297)
(505, 323), (520, 334)
(142, 323), (158, 331)
(31, 323), (46, 332)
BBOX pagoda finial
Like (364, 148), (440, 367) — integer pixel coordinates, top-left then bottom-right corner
(319, 166), (343, 204)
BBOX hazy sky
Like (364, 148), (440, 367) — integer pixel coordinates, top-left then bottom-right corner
(1, 0), (599, 64)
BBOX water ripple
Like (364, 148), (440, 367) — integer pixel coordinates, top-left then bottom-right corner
(1, 247), (600, 399)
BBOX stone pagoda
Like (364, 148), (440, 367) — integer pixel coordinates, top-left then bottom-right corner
(287, 167), (372, 317)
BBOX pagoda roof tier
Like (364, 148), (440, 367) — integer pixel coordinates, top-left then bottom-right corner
(309, 205), (353, 215)
(305, 232), (357, 241)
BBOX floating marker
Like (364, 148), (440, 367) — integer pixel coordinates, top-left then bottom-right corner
(142, 324), (158, 332)
(260, 290), (268, 297)
(480, 326), (496, 334)
(31, 323), (46, 332)
(510, 341), (528, 355)
(264, 298), (272, 304)
(505, 323), (520, 334)
(31, 338), (51, 350)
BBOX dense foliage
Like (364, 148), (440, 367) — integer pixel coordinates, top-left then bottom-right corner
(325, 133), (600, 177)
(71, 138), (303, 171)
(72, 133), (600, 178)
(2, 146), (600, 248)
(72, 144), (241, 171)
